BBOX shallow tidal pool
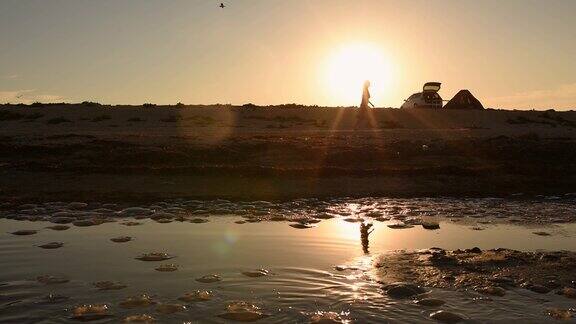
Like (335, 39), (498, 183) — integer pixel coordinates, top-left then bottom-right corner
(1, 198), (576, 323)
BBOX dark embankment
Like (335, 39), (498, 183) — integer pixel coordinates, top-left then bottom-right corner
(1, 103), (575, 202)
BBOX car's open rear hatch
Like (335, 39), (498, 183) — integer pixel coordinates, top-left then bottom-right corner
(423, 82), (441, 92)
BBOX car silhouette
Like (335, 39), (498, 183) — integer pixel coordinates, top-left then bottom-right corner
(400, 82), (443, 109)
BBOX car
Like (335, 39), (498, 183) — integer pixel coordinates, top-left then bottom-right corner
(400, 82), (443, 109)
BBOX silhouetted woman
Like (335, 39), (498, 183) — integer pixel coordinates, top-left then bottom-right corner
(360, 80), (374, 110)
(356, 80), (374, 129)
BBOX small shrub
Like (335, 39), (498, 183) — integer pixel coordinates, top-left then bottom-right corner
(175, 102), (185, 107)
(30, 102), (44, 107)
(81, 101), (101, 107)
(46, 117), (71, 125)
(143, 103), (156, 108)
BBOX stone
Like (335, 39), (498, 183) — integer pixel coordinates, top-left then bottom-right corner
(429, 310), (465, 323)
(383, 282), (426, 299)
(71, 304), (112, 321)
(38, 242), (64, 249)
(196, 274), (222, 283)
(416, 298), (446, 307)
(178, 290), (213, 302)
(136, 253), (174, 262)
(217, 301), (269, 322)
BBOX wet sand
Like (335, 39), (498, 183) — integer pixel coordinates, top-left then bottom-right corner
(1, 103), (576, 202)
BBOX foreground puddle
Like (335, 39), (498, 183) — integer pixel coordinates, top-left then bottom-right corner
(1, 198), (576, 323)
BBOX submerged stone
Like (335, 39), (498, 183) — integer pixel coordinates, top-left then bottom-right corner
(196, 274), (222, 283)
(155, 303), (186, 314)
(136, 253), (175, 262)
(242, 269), (269, 277)
(38, 242), (64, 249)
(46, 225), (70, 231)
(422, 222), (440, 230)
(178, 290), (213, 302)
(477, 286), (506, 297)
(309, 311), (346, 324)
(387, 223), (414, 229)
(189, 218), (209, 224)
(11, 230), (38, 236)
(289, 223), (315, 229)
(217, 301), (269, 322)
(71, 304), (112, 321)
(119, 294), (156, 308)
(559, 287), (576, 299)
(429, 310), (465, 323)
(92, 281), (127, 290)
(111, 236), (133, 243)
(383, 282), (426, 299)
(533, 231), (552, 236)
(416, 298), (446, 307)
(547, 308), (573, 320)
(123, 314), (156, 323)
(121, 221), (143, 226)
(155, 264), (178, 272)
(37, 275), (69, 285)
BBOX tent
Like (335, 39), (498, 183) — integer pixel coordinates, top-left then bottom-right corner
(443, 90), (484, 110)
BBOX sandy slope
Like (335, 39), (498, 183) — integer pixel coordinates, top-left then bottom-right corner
(0, 103), (575, 201)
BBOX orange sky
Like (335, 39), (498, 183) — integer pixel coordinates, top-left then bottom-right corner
(0, 0), (575, 109)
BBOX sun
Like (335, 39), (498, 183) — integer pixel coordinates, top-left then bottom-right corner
(323, 43), (394, 107)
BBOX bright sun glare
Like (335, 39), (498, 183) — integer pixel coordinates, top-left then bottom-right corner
(324, 43), (394, 106)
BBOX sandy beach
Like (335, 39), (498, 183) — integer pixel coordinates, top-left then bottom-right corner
(1, 103), (575, 202)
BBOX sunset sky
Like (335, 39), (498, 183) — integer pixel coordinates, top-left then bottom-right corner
(1, 0), (575, 109)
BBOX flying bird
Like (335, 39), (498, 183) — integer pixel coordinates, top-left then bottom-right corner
(219, 3), (225, 8)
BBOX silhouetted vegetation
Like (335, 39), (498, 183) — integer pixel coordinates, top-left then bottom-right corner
(143, 103), (157, 108)
(81, 101), (102, 107)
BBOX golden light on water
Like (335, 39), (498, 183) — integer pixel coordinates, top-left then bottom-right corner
(323, 42), (394, 107)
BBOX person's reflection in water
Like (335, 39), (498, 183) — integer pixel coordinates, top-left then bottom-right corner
(360, 222), (374, 254)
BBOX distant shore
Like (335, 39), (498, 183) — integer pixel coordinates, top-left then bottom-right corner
(1, 103), (575, 202)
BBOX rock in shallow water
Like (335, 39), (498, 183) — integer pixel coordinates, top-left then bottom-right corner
(38, 242), (64, 249)
(289, 223), (315, 229)
(477, 286), (506, 297)
(429, 310), (465, 323)
(196, 274), (222, 283)
(71, 304), (112, 321)
(155, 264), (178, 272)
(136, 252), (174, 262)
(309, 311), (347, 323)
(242, 269), (269, 277)
(11, 230), (37, 236)
(416, 298), (446, 307)
(111, 236), (133, 243)
(119, 294), (156, 308)
(383, 282), (426, 299)
(547, 308), (573, 320)
(123, 314), (156, 323)
(92, 281), (127, 290)
(36, 275), (69, 285)
(46, 225), (70, 231)
(217, 301), (269, 322)
(178, 290), (213, 302)
(155, 303), (186, 314)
